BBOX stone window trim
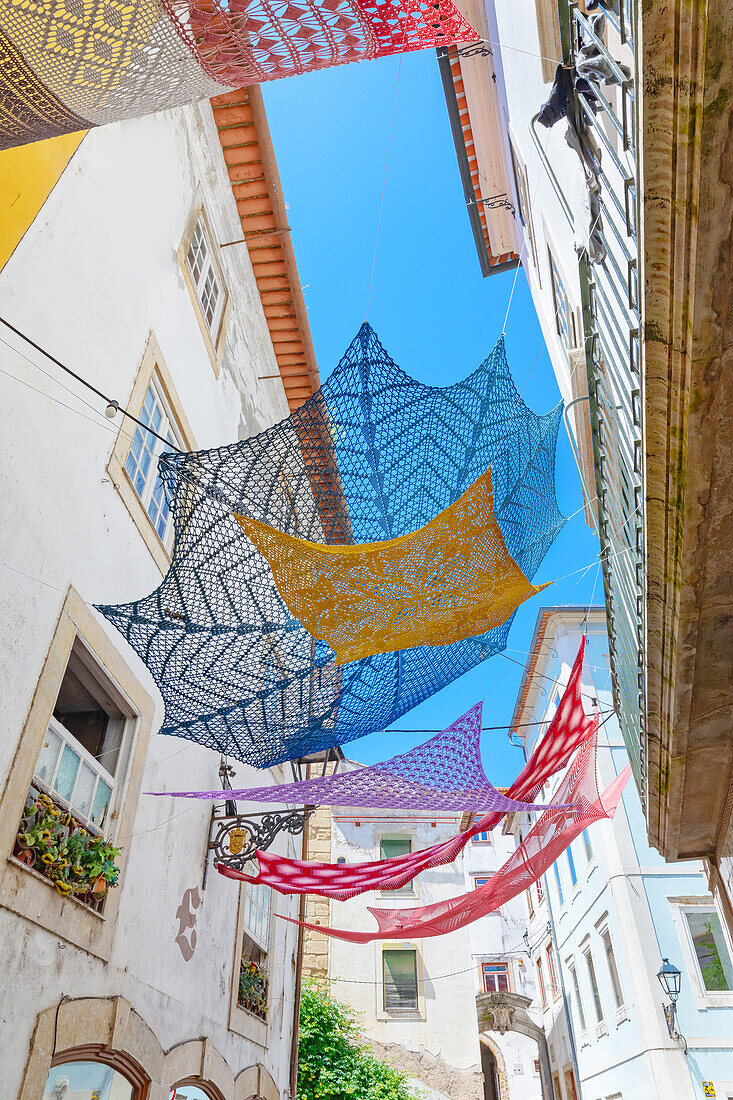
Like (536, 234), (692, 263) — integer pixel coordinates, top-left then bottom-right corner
(669, 895), (733, 1010)
(19, 995), (281, 1100)
(228, 879), (275, 1046)
(107, 331), (197, 575)
(178, 201), (231, 377)
(375, 941), (426, 1022)
(0, 587), (156, 962)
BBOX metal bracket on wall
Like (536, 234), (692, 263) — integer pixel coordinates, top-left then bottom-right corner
(455, 41), (493, 58)
(468, 193), (516, 214)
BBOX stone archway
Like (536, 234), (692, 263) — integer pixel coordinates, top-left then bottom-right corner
(476, 992), (552, 1100)
(478, 1035), (509, 1100)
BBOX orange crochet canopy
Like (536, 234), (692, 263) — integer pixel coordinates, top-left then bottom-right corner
(235, 468), (551, 665)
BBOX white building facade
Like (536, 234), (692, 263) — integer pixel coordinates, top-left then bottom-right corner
(508, 607), (733, 1100)
(0, 91), (321, 1100)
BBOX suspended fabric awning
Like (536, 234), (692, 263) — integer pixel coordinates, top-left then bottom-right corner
(237, 468), (550, 664)
(217, 638), (597, 897)
(281, 736), (632, 941)
(151, 702), (570, 813)
(0, 0), (477, 150)
(98, 325), (566, 768)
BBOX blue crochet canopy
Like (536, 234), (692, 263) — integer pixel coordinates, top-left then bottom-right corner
(97, 324), (565, 767)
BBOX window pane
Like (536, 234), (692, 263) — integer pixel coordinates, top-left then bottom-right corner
(170, 1087), (216, 1100)
(686, 909), (733, 991)
(585, 950), (604, 1022)
(582, 828), (593, 862)
(383, 949), (418, 1012)
(242, 863), (272, 949)
(35, 725), (62, 785)
(553, 861), (565, 906)
(570, 963), (587, 1032)
(567, 845), (578, 887)
(43, 1061), (134, 1100)
(602, 930), (624, 1008)
(54, 743), (81, 801)
(90, 778), (113, 828)
(380, 837), (411, 859)
(74, 762), (97, 818)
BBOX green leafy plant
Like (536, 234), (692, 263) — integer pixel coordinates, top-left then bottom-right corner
(239, 958), (269, 1020)
(700, 921), (729, 991)
(14, 790), (121, 905)
(298, 982), (414, 1100)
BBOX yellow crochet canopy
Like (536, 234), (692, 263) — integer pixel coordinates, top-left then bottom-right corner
(235, 468), (551, 665)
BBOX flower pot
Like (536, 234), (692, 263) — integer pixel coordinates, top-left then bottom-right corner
(16, 848), (36, 868)
(91, 875), (108, 896)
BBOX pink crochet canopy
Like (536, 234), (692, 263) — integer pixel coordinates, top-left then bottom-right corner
(280, 736), (631, 941)
(218, 638), (599, 900)
(154, 702), (570, 814)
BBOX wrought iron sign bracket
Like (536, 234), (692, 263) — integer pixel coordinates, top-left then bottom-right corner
(455, 41), (493, 58)
(468, 192), (516, 215)
(203, 804), (314, 886)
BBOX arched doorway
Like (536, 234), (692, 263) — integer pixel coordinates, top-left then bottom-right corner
(480, 1042), (500, 1100)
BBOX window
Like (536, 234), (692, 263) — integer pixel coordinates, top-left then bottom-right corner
(238, 868), (271, 1020)
(31, 639), (130, 834)
(583, 946), (604, 1025)
(124, 375), (182, 548)
(380, 836), (413, 894)
(170, 1087), (220, 1100)
(553, 861), (565, 907)
(383, 949), (419, 1013)
(527, 888), (535, 917)
(508, 139), (539, 271)
(567, 845), (578, 888)
(684, 908), (733, 992)
(546, 944), (560, 998)
(549, 248), (578, 350)
(536, 957), (548, 1007)
(474, 876), (490, 889)
(472, 830), (492, 844)
(568, 960), (587, 1034)
(600, 928), (625, 1009)
(552, 1073), (562, 1100)
(43, 1061), (136, 1100)
(536, 876), (545, 903)
(482, 963), (510, 993)
(533, 1059), (541, 1077)
(563, 1066), (579, 1100)
(186, 215), (226, 338)
(581, 828), (594, 863)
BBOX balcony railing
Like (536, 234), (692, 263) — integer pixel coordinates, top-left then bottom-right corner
(558, 0), (645, 787)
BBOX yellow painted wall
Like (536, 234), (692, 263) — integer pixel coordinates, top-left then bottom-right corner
(0, 132), (86, 271)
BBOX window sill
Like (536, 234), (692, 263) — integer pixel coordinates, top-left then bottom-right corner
(579, 1032), (590, 1048)
(691, 991), (733, 1010)
(9, 853), (107, 920)
(377, 1010), (424, 1022)
(228, 999), (269, 1045)
(594, 1021), (608, 1039)
(614, 1004), (630, 1025)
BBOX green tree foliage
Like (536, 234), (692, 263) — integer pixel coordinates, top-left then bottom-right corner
(297, 982), (414, 1100)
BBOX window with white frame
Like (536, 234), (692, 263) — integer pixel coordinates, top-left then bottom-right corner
(548, 247), (579, 350)
(472, 830), (492, 844)
(186, 215), (226, 339)
(683, 907), (733, 992)
(238, 865), (272, 1020)
(583, 944), (605, 1029)
(32, 639), (132, 834)
(600, 926), (625, 1011)
(482, 963), (510, 992)
(567, 844), (578, 888)
(383, 948), (419, 1013)
(553, 861), (565, 907)
(546, 943), (560, 998)
(568, 958), (587, 1036)
(124, 374), (182, 548)
(581, 827), (594, 863)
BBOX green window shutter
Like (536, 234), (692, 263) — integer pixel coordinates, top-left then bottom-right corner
(380, 837), (412, 860)
(383, 949), (418, 1012)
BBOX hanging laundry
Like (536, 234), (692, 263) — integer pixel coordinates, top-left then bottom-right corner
(99, 325), (566, 768)
(0, 0), (477, 150)
(152, 702), (569, 813)
(280, 734), (631, 941)
(537, 10), (631, 265)
(217, 638), (596, 898)
(237, 468), (550, 665)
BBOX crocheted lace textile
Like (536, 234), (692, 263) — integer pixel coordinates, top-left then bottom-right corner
(282, 737), (631, 940)
(217, 639), (596, 897)
(0, 0), (476, 149)
(153, 702), (569, 813)
(98, 325), (565, 768)
(236, 468), (549, 665)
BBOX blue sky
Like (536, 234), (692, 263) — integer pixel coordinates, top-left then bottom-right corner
(263, 50), (602, 783)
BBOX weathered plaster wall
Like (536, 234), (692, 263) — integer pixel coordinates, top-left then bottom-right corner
(0, 102), (297, 1095)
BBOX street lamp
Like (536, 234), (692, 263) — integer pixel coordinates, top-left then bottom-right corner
(657, 958), (687, 1053)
